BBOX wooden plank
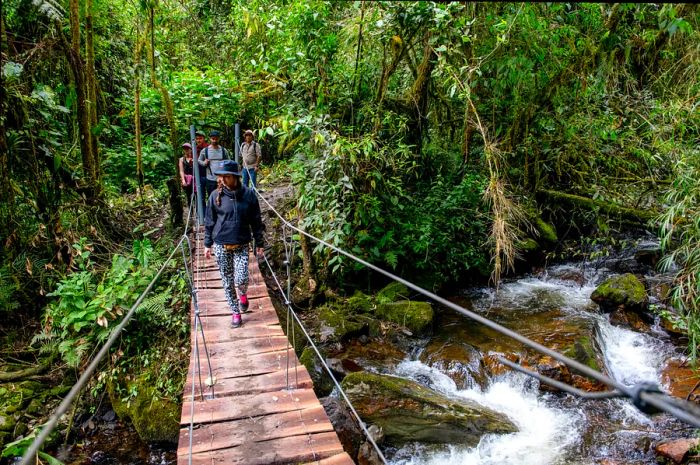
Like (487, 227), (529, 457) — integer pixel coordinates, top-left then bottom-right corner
(178, 405), (336, 455)
(178, 242), (351, 465)
(188, 349), (303, 380)
(180, 388), (322, 425)
(179, 431), (347, 465)
(184, 367), (313, 398)
(300, 452), (356, 465)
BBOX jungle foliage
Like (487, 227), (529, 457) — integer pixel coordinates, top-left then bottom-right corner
(2, 0), (700, 450)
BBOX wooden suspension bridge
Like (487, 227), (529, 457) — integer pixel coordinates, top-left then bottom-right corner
(176, 246), (354, 464)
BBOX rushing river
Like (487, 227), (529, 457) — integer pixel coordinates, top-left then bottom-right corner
(386, 261), (690, 465)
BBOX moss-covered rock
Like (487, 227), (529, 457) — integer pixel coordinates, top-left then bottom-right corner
(535, 218), (558, 243)
(590, 273), (648, 312)
(300, 347), (334, 397)
(376, 282), (409, 305)
(341, 371), (517, 445)
(563, 336), (601, 372)
(375, 300), (433, 334)
(319, 304), (367, 342)
(108, 375), (180, 443)
(518, 238), (540, 253)
(347, 291), (373, 313)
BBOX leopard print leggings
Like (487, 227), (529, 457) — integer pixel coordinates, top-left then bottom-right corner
(213, 243), (249, 314)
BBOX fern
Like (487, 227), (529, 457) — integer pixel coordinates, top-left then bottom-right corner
(137, 291), (171, 323)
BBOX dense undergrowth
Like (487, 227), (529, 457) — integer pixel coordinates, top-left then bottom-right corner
(2, 0), (700, 457)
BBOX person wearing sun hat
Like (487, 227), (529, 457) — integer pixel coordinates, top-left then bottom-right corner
(198, 129), (231, 197)
(203, 160), (265, 328)
(240, 129), (262, 189)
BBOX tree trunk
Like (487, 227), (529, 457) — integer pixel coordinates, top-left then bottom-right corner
(86, 0), (100, 182)
(537, 189), (657, 226)
(0, 14), (12, 220)
(134, 36), (144, 194)
(63, 5), (97, 196)
(405, 32), (436, 152)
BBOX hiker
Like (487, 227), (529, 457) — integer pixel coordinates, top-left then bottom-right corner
(194, 130), (208, 196)
(240, 129), (262, 189)
(198, 129), (231, 197)
(203, 160), (265, 328)
(178, 142), (195, 205)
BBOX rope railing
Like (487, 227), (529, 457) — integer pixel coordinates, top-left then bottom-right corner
(237, 152), (700, 430)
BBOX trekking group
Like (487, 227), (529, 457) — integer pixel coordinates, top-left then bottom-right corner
(178, 129), (265, 328)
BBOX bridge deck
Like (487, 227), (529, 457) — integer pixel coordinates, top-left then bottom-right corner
(177, 250), (353, 464)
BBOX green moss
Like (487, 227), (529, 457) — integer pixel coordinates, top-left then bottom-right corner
(346, 291), (372, 313)
(108, 375), (180, 443)
(535, 218), (558, 243)
(300, 347), (333, 396)
(375, 300), (433, 334)
(518, 238), (539, 252)
(376, 282), (409, 305)
(319, 305), (366, 340)
(590, 273), (648, 311)
(563, 336), (600, 371)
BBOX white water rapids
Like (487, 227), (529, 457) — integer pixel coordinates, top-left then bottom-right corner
(388, 264), (677, 465)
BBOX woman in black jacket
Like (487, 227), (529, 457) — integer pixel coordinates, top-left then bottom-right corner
(204, 160), (265, 328)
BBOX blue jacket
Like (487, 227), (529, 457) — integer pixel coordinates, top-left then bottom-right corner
(204, 185), (265, 248)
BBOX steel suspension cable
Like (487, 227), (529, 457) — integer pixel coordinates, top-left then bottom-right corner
(20, 235), (187, 465)
(240, 163), (700, 429)
(259, 252), (388, 464)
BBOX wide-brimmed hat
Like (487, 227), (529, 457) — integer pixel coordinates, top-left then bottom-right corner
(182, 142), (192, 149)
(209, 129), (221, 137)
(214, 160), (241, 176)
(244, 129), (254, 136)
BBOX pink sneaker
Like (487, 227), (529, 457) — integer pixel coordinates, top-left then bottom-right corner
(231, 313), (242, 328)
(239, 294), (249, 313)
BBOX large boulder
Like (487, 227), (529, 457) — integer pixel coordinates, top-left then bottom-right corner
(341, 371), (517, 445)
(108, 376), (180, 443)
(375, 300), (433, 334)
(590, 273), (648, 313)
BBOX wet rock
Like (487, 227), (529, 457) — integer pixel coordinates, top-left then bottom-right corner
(563, 335), (602, 372)
(548, 267), (585, 285)
(358, 425), (384, 465)
(419, 340), (488, 390)
(375, 300), (433, 334)
(609, 306), (651, 332)
(376, 282), (410, 304)
(321, 397), (363, 459)
(635, 246), (661, 268)
(590, 273), (648, 313)
(532, 355), (572, 392)
(333, 339), (408, 373)
(341, 371), (517, 445)
(300, 347), (334, 396)
(655, 438), (700, 464)
(662, 359), (700, 401)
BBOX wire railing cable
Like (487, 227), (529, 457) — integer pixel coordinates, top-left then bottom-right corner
(20, 235), (187, 465)
(239, 161), (700, 429)
(259, 252), (388, 464)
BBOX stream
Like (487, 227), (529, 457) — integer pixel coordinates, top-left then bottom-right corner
(385, 259), (691, 465)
